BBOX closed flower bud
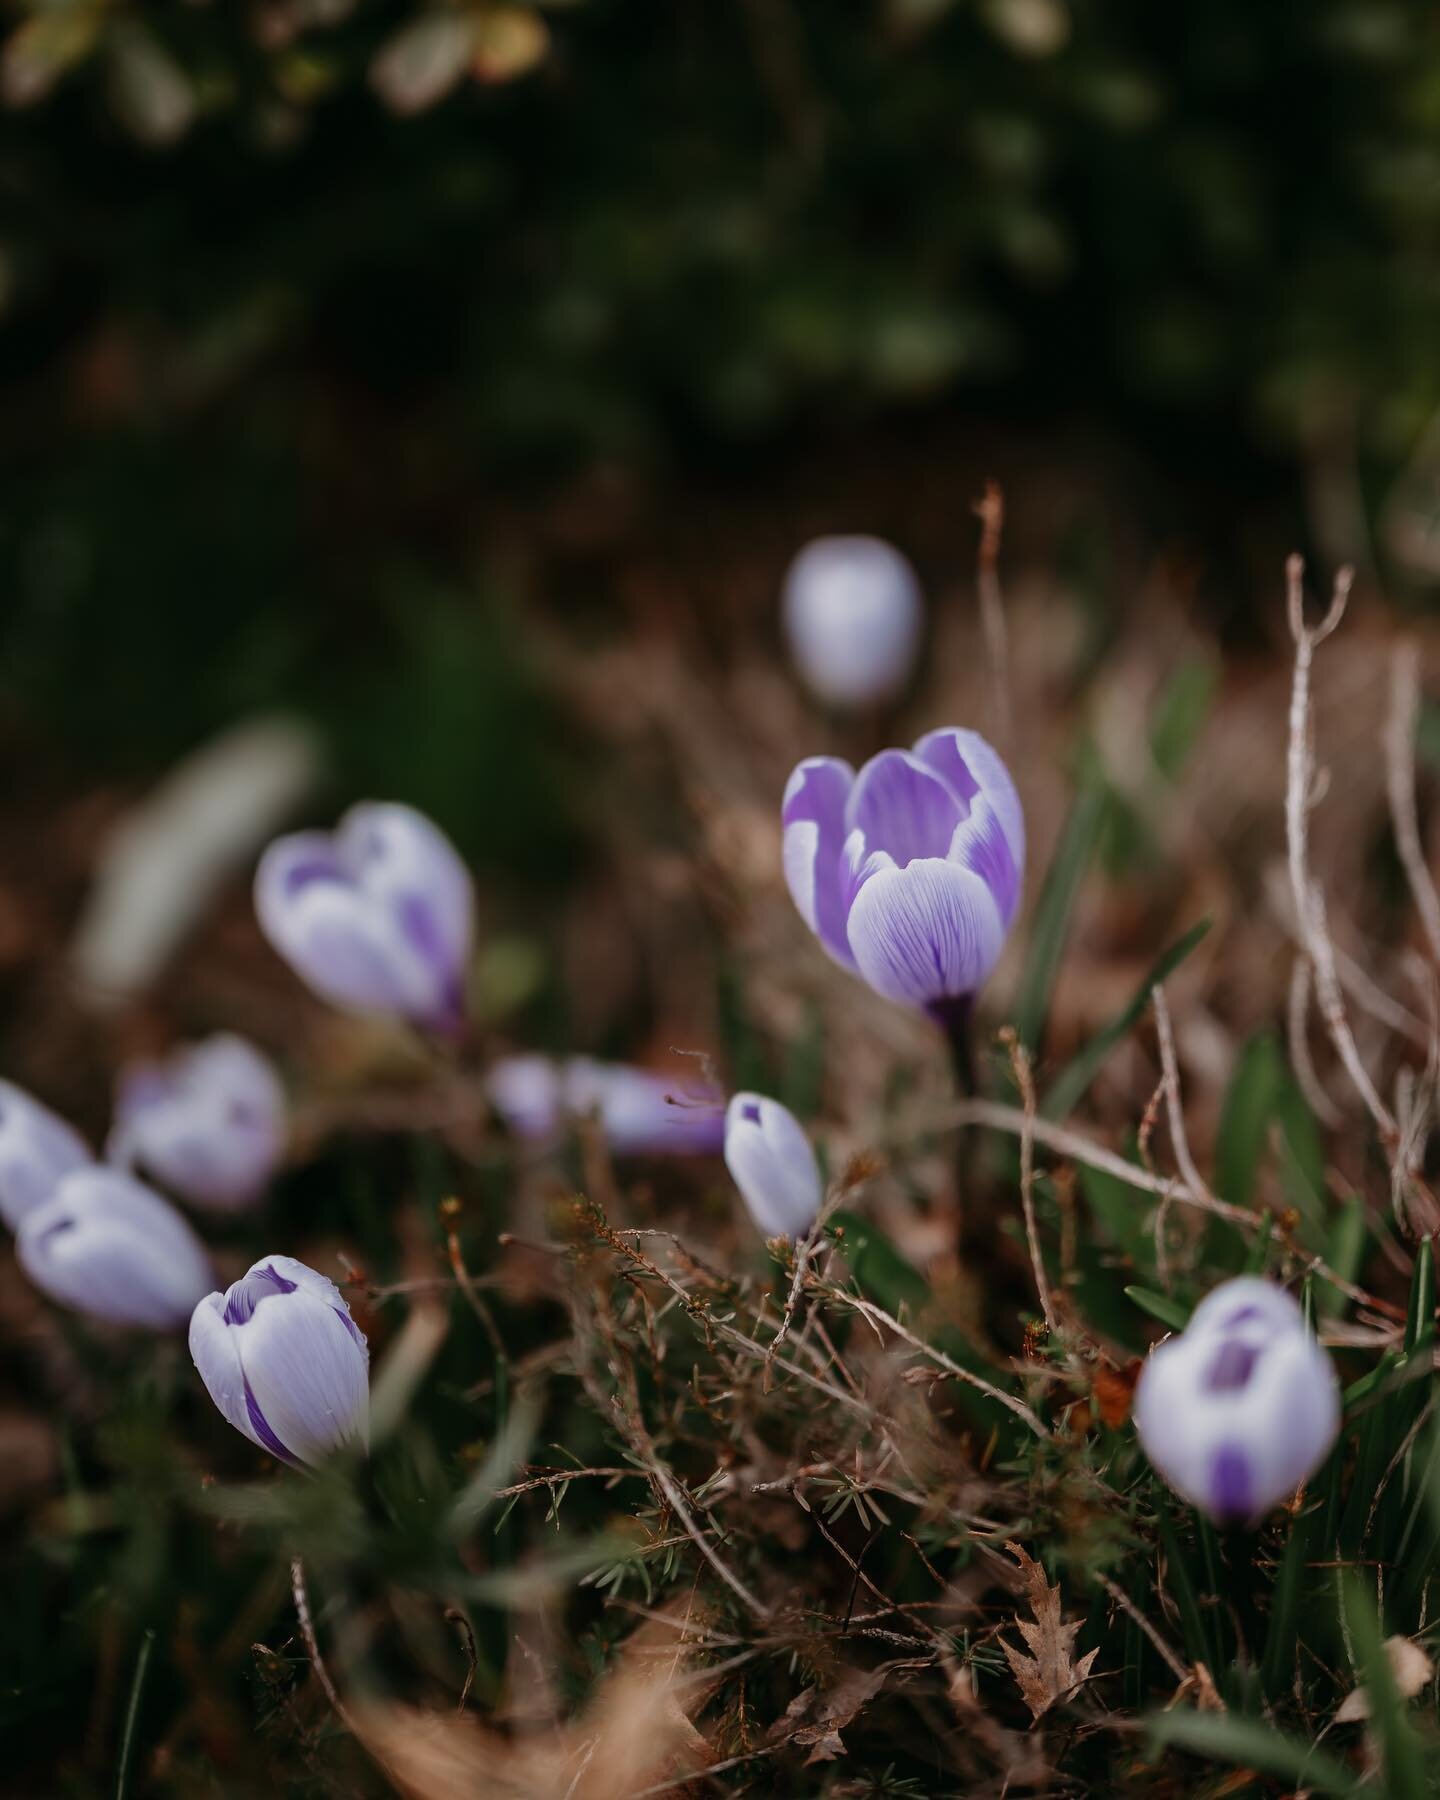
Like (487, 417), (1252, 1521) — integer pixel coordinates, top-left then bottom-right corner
(488, 1056), (723, 1156)
(0, 1080), (92, 1232)
(724, 1093), (823, 1240)
(107, 1034), (285, 1212)
(782, 535), (923, 709)
(782, 727), (1024, 1017)
(1133, 1277), (1340, 1527)
(255, 801), (474, 1034)
(190, 1255), (369, 1468)
(17, 1166), (213, 1330)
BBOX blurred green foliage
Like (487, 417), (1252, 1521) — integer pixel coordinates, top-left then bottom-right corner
(4, 0), (1440, 782)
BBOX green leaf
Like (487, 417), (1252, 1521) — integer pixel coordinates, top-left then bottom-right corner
(1042, 918), (1211, 1120)
(1125, 1286), (1189, 1331)
(1341, 1573), (1428, 1799)
(1320, 1197), (1367, 1319)
(828, 1208), (930, 1316)
(1149, 660), (1217, 782)
(1014, 765), (1109, 1052)
(1147, 1711), (1358, 1794)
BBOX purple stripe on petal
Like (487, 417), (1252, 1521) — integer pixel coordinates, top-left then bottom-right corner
(948, 797), (1021, 927)
(913, 728), (1025, 873)
(1209, 1444), (1253, 1523)
(1204, 1339), (1262, 1393)
(283, 856), (347, 896)
(244, 1374), (298, 1464)
(224, 1262), (299, 1325)
(845, 751), (963, 869)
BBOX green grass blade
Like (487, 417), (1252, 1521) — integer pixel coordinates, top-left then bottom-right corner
(1014, 768), (1109, 1052)
(1341, 1572), (1427, 1799)
(1042, 918), (1211, 1120)
(1126, 1286), (1189, 1331)
(1147, 1712), (1358, 1794)
(115, 1628), (156, 1800)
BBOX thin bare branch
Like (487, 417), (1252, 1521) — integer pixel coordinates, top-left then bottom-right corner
(1001, 1026), (1056, 1332)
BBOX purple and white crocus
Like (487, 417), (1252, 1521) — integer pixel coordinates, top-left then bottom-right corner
(255, 802), (474, 1035)
(17, 1166), (213, 1330)
(782, 535), (923, 710)
(0, 1079), (92, 1233)
(724, 1093), (823, 1241)
(488, 1056), (724, 1156)
(1133, 1277), (1340, 1527)
(190, 1255), (369, 1468)
(782, 727), (1024, 1023)
(108, 1034), (285, 1213)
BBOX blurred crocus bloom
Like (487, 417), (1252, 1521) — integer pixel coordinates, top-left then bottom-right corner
(16, 1166), (213, 1330)
(1133, 1277), (1340, 1527)
(782, 727), (1024, 1019)
(782, 535), (923, 708)
(190, 1255), (369, 1468)
(255, 801), (474, 1034)
(724, 1092), (823, 1240)
(0, 1080), (92, 1233)
(108, 1034), (285, 1212)
(487, 1056), (724, 1156)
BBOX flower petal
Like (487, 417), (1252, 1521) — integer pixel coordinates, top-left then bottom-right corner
(782, 758), (856, 967)
(0, 1080), (92, 1232)
(845, 751), (964, 871)
(844, 857), (1005, 1008)
(724, 1092), (822, 1239)
(17, 1167), (212, 1330)
(238, 1287), (369, 1466)
(913, 727), (1025, 876)
(947, 795), (1022, 927)
(189, 1293), (264, 1450)
(781, 536), (922, 708)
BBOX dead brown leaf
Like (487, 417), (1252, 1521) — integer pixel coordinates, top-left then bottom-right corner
(998, 1541), (1100, 1722)
(1092, 1360), (1141, 1430)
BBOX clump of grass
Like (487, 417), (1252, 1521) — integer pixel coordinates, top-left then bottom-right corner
(9, 551), (1440, 1798)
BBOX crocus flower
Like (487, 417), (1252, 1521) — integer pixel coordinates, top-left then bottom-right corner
(190, 1255), (369, 1468)
(16, 1166), (213, 1330)
(0, 1080), (92, 1233)
(255, 801), (474, 1034)
(782, 727), (1024, 1020)
(1133, 1277), (1340, 1527)
(107, 1034), (285, 1212)
(724, 1093), (823, 1240)
(487, 1056), (724, 1156)
(782, 535), (923, 708)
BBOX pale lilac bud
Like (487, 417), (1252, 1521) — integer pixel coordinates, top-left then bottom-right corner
(782, 727), (1024, 1015)
(255, 801), (474, 1034)
(107, 1034), (285, 1213)
(0, 1080), (92, 1232)
(190, 1255), (369, 1468)
(724, 1093), (823, 1240)
(1133, 1277), (1341, 1527)
(16, 1166), (213, 1330)
(487, 1056), (723, 1156)
(782, 535), (923, 709)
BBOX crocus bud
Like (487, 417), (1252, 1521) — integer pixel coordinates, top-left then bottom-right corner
(190, 1255), (369, 1468)
(16, 1166), (213, 1330)
(255, 802), (474, 1034)
(0, 1080), (92, 1232)
(488, 1056), (724, 1156)
(782, 727), (1024, 1017)
(107, 1034), (285, 1212)
(1133, 1277), (1340, 1527)
(782, 535), (923, 709)
(724, 1093), (823, 1240)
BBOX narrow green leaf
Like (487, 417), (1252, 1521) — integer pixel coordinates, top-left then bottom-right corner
(1405, 1238), (1434, 1355)
(1320, 1197), (1367, 1320)
(115, 1628), (156, 1800)
(1126, 1286), (1189, 1331)
(1014, 769), (1109, 1052)
(1341, 1572), (1427, 1799)
(829, 1208), (930, 1316)
(1043, 918), (1211, 1120)
(1147, 1711), (1358, 1794)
